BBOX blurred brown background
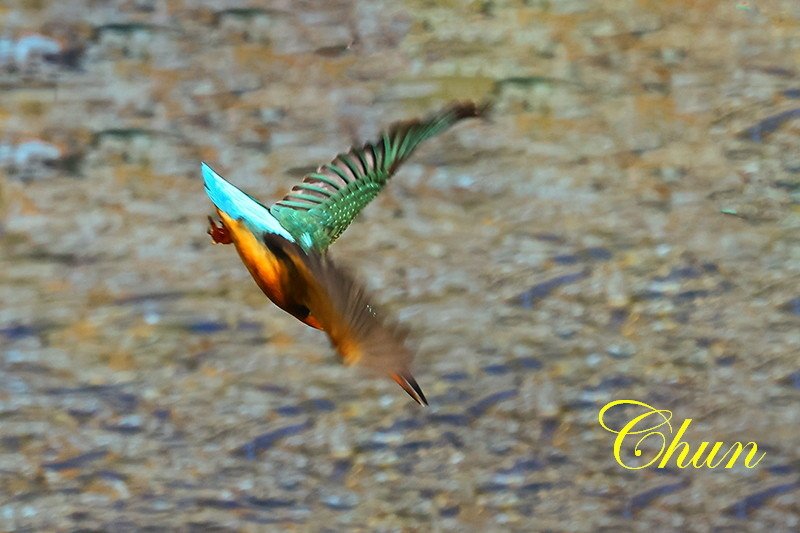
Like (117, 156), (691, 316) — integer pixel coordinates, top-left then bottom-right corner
(1, 0), (798, 530)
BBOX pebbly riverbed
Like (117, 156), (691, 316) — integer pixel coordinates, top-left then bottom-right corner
(1, 1), (799, 530)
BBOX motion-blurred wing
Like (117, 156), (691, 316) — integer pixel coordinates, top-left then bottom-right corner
(269, 101), (487, 252)
(262, 233), (427, 405)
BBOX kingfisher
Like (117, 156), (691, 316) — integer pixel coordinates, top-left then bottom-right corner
(202, 101), (487, 405)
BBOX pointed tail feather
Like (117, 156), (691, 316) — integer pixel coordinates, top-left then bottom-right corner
(391, 372), (428, 406)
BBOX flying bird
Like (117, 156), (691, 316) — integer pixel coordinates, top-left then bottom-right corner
(202, 101), (487, 404)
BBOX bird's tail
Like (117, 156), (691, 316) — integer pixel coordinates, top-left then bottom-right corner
(391, 372), (428, 406)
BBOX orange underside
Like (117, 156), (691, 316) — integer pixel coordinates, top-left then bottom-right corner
(216, 213), (421, 403)
(218, 211), (322, 329)
(303, 315), (323, 329)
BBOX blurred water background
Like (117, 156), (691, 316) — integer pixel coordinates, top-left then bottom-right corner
(1, 0), (799, 530)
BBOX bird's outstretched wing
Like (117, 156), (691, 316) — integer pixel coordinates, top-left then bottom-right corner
(270, 101), (488, 252)
(262, 233), (428, 405)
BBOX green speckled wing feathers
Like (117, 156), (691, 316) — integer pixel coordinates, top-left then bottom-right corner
(269, 101), (487, 251)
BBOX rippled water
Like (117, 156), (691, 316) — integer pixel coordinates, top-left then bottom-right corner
(1, 1), (799, 530)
